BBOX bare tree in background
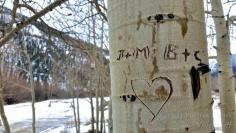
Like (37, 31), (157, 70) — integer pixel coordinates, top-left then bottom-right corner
(0, 53), (11, 133)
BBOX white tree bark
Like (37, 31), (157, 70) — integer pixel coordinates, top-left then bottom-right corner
(210, 0), (236, 133)
(108, 0), (214, 132)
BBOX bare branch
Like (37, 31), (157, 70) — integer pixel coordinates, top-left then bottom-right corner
(0, 0), (68, 47)
(91, 0), (107, 21)
(11, 0), (19, 25)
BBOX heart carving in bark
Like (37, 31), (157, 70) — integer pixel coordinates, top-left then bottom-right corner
(131, 76), (173, 121)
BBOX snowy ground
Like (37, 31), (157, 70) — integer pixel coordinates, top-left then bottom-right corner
(0, 95), (224, 133)
(0, 98), (109, 133)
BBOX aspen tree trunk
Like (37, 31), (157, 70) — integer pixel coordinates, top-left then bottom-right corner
(28, 53), (36, 133)
(88, 3), (95, 131)
(0, 92), (11, 133)
(99, 79), (104, 133)
(76, 97), (80, 133)
(23, 45), (36, 133)
(210, 0), (236, 132)
(0, 62), (11, 133)
(96, 78), (100, 133)
(72, 95), (78, 133)
(108, 96), (112, 133)
(108, 0), (214, 132)
(90, 3), (100, 132)
(89, 67), (95, 132)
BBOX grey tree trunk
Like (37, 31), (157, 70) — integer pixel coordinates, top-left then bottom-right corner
(26, 49), (36, 133)
(108, 0), (214, 132)
(76, 97), (80, 133)
(0, 61), (11, 133)
(210, 0), (236, 132)
(72, 95), (78, 133)
(0, 88), (11, 133)
(23, 44), (36, 133)
(108, 96), (112, 133)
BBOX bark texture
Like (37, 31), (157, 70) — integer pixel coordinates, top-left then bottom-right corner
(108, 0), (214, 132)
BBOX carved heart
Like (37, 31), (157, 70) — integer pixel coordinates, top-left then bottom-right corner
(131, 76), (173, 121)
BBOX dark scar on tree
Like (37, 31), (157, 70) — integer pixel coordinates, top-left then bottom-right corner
(190, 51), (211, 100)
(131, 77), (173, 122)
(120, 95), (136, 102)
(190, 66), (201, 100)
(210, 129), (216, 133)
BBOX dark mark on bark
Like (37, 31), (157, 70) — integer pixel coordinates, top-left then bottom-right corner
(120, 95), (136, 102)
(136, 47), (148, 59)
(155, 14), (164, 23)
(137, 11), (143, 30)
(211, 98), (214, 105)
(147, 16), (152, 21)
(185, 127), (189, 131)
(167, 14), (175, 19)
(152, 23), (157, 44)
(177, 18), (188, 38)
(122, 95), (126, 102)
(182, 49), (190, 61)
(194, 51), (202, 64)
(150, 57), (159, 79)
(197, 64), (211, 75)
(139, 128), (147, 133)
(164, 44), (178, 60)
(190, 66), (201, 100)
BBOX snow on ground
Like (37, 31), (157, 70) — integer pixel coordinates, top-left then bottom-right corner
(0, 95), (225, 133)
(0, 98), (109, 133)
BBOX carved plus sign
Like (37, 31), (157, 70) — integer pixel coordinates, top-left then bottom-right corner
(182, 49), (190, 61)
(125, 52), (132, 59)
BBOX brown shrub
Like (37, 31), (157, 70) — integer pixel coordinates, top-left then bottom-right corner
(2, 72), (31, 104)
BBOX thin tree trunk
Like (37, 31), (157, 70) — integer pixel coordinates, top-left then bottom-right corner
(95, 81), (99, 133)
(99, 20), (105, 133)
(89, 62), (95, 132)
(99, 83), (104, 133)
(24, 46), (36, 133)
(72, 95), (78, 133)
(91, 5), (100, 132)
(108, 96), (112, 133)
(210, 0), (236, 132)
(0, 88), (11, 133)
(0, 62), (11, 133)
(89, 95), (95, 132)
(108, 0), (214, 132)
(76, 97), (80, 133)
(29, 56), (36, 133)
